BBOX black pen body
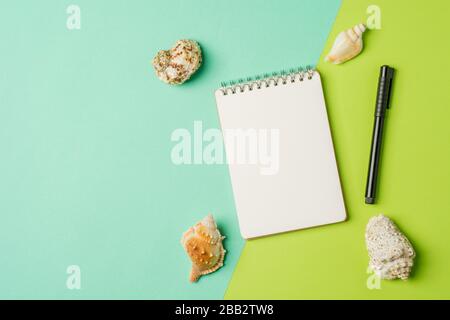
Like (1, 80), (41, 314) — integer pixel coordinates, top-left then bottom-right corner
(365, 115), (385, 204)
(365, 65), (394, 205)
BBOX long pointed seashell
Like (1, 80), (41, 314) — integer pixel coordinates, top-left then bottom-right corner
(325, 23), (367, 64)
(181, 214), (226, 282)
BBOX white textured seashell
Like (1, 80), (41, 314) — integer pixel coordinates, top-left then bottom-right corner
(325, 24), (366, 64)
(365, 215), (415, 280)
(181, 214), (226, 282)
(152, 39), (202, 85)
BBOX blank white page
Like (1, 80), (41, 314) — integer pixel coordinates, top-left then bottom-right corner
(215, 71), (346, 239)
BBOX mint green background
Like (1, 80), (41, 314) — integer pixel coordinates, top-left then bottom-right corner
(226, 0), (450, 299)
(0, 0), (340, 299)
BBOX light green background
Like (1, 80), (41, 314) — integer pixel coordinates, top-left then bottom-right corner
(0, 0), (340, 299)
(226, 0), (450, 299)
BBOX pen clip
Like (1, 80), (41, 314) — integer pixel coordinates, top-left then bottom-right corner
(385, 67), (394, 109)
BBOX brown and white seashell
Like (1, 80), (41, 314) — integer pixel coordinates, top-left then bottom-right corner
(365, 215), (415, 280)
(152, 39), (202, 85)
(181, 214), (226, 282)
(325, 23), (366, 64)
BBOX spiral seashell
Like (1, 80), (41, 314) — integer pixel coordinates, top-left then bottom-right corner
(152, 39), (202, 85)
(325, 24), (366, 64)
(181, 214), (226, 282)
(365, 215), (415, 280)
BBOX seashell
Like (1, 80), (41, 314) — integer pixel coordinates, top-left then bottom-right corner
(325, 23), (366, 64)
(152, 39), (202, 85)
(181, 214), (226, 282)
(365, 214), (415, 280)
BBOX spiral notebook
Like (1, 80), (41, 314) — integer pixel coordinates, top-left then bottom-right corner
(215, 68), (346, 239)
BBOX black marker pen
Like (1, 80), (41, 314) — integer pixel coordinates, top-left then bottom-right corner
(365, 65), (395, 204)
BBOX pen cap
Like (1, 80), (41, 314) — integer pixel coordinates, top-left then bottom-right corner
(375, 65), (395, 116)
